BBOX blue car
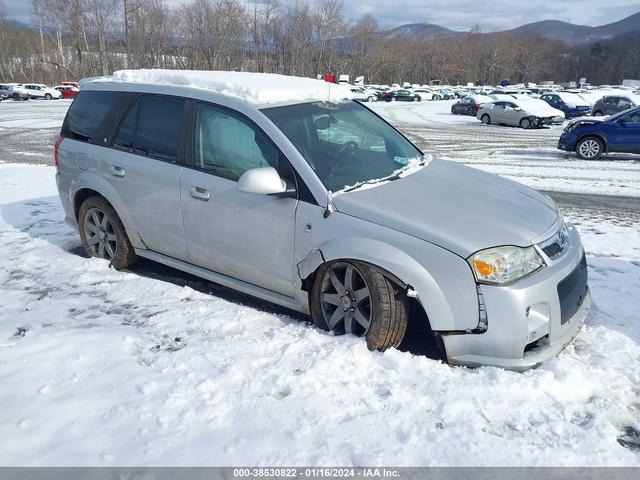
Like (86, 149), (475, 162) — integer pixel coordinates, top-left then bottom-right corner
(558, 106), (640, 159)
(540, 92), (591, 119)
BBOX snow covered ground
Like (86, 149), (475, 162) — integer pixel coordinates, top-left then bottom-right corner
(0, 98), (639, 466)
(370, 100), (640, 197)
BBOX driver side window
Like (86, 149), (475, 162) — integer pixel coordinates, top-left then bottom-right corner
(194, 103), (281, 181)
(623, 111), (640, 123)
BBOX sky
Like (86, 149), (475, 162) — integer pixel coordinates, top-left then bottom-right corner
(3, 0), (640, 31)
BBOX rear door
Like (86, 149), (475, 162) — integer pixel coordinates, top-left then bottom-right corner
(106, 94), (190, 261)
(180, 101), (298, 296)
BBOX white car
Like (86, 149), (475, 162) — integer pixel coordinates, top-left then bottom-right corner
(350, 87), (377, 102)
(23, 83), (62, 100)
(413, 88), (440, 101)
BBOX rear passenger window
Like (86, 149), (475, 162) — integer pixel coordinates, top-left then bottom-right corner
(114, 95), (185, 163)
(62, 91), (128, 142)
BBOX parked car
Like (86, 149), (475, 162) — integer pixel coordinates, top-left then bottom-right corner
(349, 87), (376, 102)
(54, 85), (80, 99)
(477, 98), (565, 128)
(381, 89), (419, 102)
(59, 81), (80, 88)
(0, 83), (29, 100)
(557, 106), (640, 159)
(451, 95), (492, 115)
(413, 88), (440, 101)
(23, 83), (62, 100)
(539, 92), (591, 118)
(55, 70), (589, 371)
(592, 95), (639, 116)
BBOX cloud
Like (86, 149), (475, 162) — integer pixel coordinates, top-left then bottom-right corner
(2, 0), (639, 31)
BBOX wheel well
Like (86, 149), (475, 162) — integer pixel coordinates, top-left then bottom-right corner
(578, 134), (607, 152)
(73, 188), (104, 220)
(301, 258), (444, 357)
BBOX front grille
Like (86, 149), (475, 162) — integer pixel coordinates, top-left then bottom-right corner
(557, 254), (588, 325)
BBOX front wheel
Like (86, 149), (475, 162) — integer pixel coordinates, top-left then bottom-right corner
(593, 110), (603, 117)
(481, 114), (491, 125)
(519, 117), (533, 129)
(78, 196), (136, 269)
(367, 96), (374, 102)
(576, 137), (603, 160)
(310, 260), (408, 351)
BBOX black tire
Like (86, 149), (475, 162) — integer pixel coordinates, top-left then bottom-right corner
(519, 117), (533, 129)
(12, 93), (20, 101)
(78, 196), (136, 269)
(310, 260), (408, 351)
(593, 110), (603, 117)
(451, 106), (457, 114)
(575, 136), (603, 160)
(45, 93), (52, 100)
(481, 114), (491, 124)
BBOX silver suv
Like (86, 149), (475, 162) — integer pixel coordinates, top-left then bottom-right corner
(55, 72), (590, 370)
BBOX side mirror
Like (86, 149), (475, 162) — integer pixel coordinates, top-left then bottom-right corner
(237, 167), (294, 197)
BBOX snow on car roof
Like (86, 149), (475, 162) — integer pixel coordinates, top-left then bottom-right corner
(555, 91), (590, 106)
(84, 69), (354, 106)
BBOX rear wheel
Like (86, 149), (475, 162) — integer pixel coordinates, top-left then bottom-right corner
(78, 196), (136, 269)
(367, 96), (374, 102)
(310, 260), (408, 351)
(481, 114), (491, 124)
(576, 136), (603, 160)
(45, 93), (52, 100)
(12, 93), (20, 101)
(451, 106), (456, 114)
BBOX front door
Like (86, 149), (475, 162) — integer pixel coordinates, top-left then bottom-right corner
(609, 110), (640, 153)
(180, 102), (298, 296)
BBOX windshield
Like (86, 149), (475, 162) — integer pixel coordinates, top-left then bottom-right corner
(262, 101), (423, 193)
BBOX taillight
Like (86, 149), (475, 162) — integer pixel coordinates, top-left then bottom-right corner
(53, 135), (63, 172)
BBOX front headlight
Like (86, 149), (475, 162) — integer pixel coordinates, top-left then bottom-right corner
(469, 246), (544, 285)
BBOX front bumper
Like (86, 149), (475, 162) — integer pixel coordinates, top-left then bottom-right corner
(442, 224), (590, 371)
(557, 132), (577, 151)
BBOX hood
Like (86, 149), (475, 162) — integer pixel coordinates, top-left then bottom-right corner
(331, 159), (559, 257)
(567, 116), (606, 128)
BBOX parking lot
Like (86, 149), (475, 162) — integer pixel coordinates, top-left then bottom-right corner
(0, 98), (639, 466)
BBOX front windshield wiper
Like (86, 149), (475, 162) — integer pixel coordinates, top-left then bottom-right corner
(341, 156), (430, 193)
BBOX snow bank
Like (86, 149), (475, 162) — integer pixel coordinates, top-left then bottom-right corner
(86, 69), (354, 106)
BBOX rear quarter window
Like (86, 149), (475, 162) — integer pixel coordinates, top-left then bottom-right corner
(61, 90), (133, 143)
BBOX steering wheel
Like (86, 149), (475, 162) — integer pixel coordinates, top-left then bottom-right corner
(328, 141), (359, 177)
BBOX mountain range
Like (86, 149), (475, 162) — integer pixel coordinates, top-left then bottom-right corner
(379, 11), (640, 46)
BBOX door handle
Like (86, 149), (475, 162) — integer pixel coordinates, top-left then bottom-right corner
(109, 165), (125, 177)
(190, 186), (210, 201)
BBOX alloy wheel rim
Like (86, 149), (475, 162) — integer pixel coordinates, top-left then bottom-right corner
(579, 139), (600, 158)
(320, 262), (372, 336)
(522, 119), (530, 128)
(84, 207), (117, 260)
